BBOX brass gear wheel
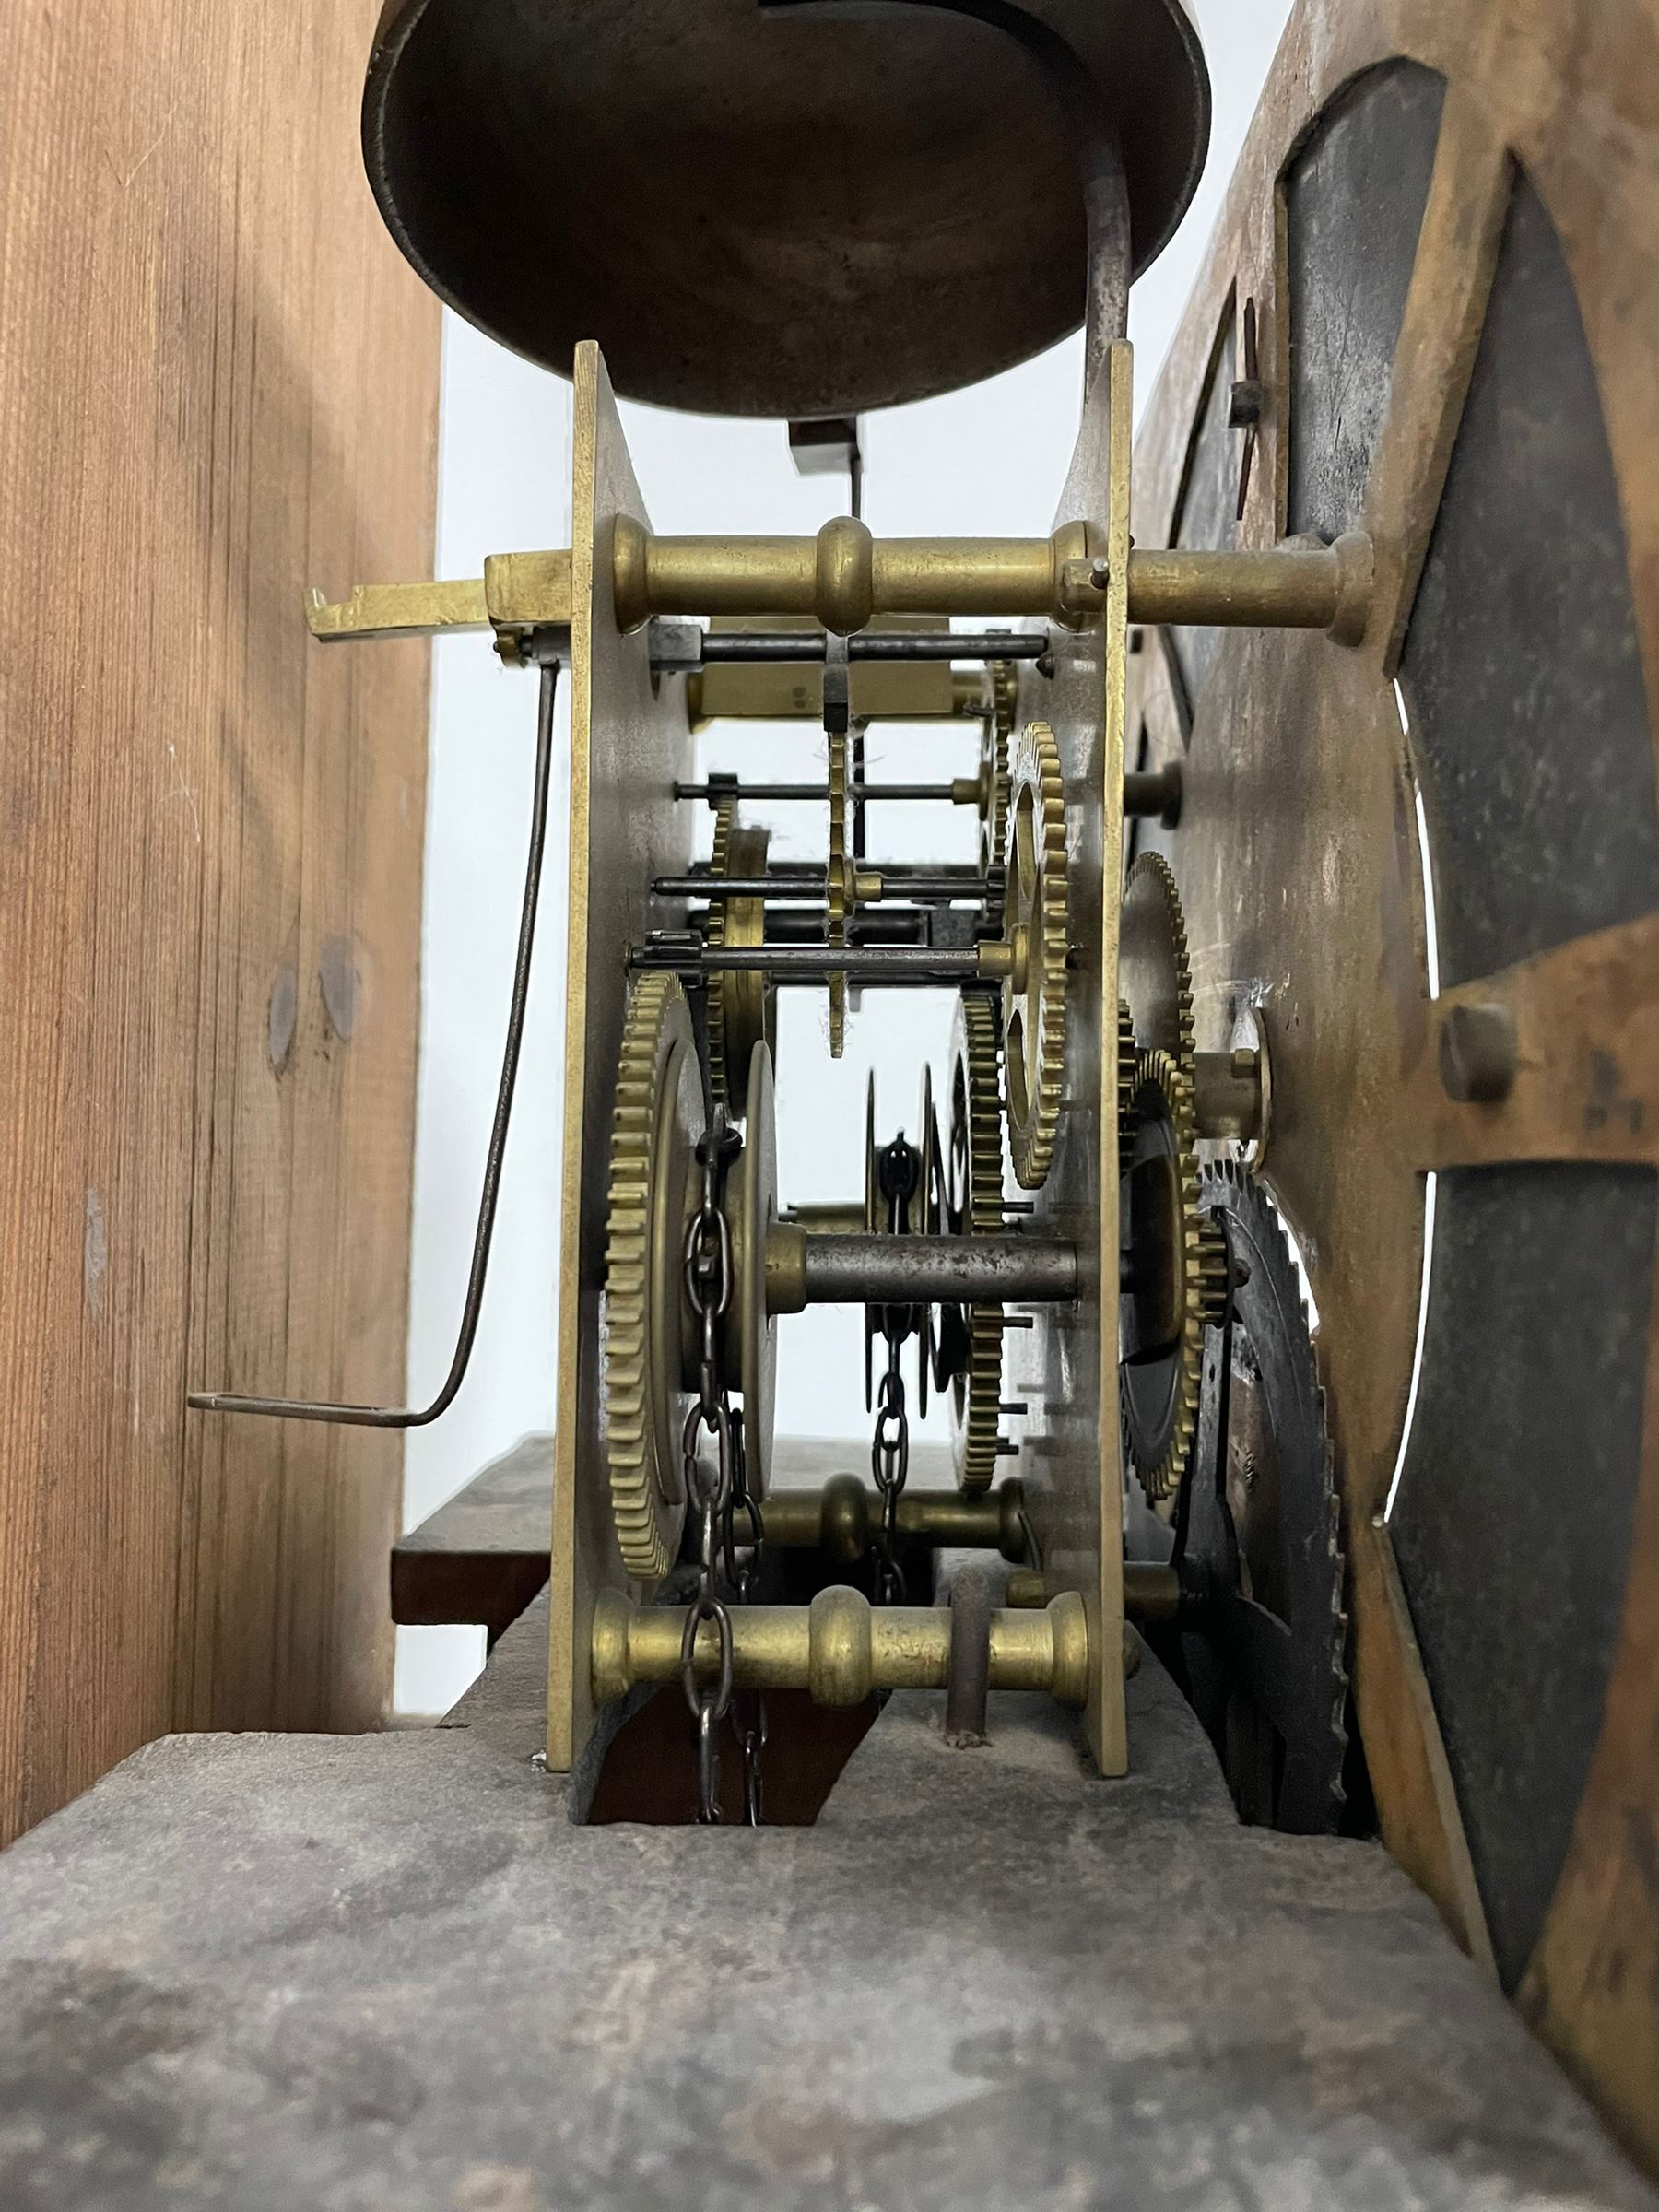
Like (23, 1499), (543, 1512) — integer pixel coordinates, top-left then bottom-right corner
(827, 729), (852, 1057)
(1116, 998), (1138, 1178)
(976, 660), (1015, 884)
(1120, 850), (1195, 1071)
(603, 977), (780, 1583)
(1119, 1046), (1230, 1505)
(1002, 720), (1068, 1190)
(706, 801), (776, 1111)
(946, 992), (1006, 1493)
(603, 972), (702, 1583)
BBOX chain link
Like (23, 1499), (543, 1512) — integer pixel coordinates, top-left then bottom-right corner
(679, 1111), (742, 1823)
(722, 1408), (768, 1825)
(870, 1351), (910, 1605)
(868, 1134), (915, 1606)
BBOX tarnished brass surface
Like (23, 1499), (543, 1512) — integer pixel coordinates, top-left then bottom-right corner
(946, 992), (1006, 1492)
(364, 0), (1207, 417)
(589, 1586), (1090, 1707)
(1125, 535), (1372, 641)
(613, 517), (1099, 635)
(725, 1041), (781, 1497)
(546, 346), (697, 1775)
(705, 811), (775, 1112)
(483, 550), (575, 636)
(601, 973), (702, 1583)
(758, 1474), (1029, 1562)
(1000, 337), (1135, 1776)
(1126, 15), (1659, 2151)
(304, 577), (489, 643)
(1007, 1562), (1181, 1620)
(307, 531), (1366, 649)
(1193, 1047), (1265, 1143)
(304, 555), (574, 645)
(1003, 723), (1071, 1190)
(1119, 1047), (1229, 1502)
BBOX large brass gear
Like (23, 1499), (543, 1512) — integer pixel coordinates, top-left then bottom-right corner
(827, 729), (851, 1057)
(945, 992), (1006, 1493)
(1116, 998), (1138, 1178)
(1002, 720), (1068, 1190)
(603, 979), (780, 1583)
(1120, 850), (1195, 1071)
(976, 660), (1016, 884)
(706, 802), (776, 1112)
(724, 1038), (780, 1500)
(1119, 1046), (1230, 1505)
(602, 972), (701, 1583)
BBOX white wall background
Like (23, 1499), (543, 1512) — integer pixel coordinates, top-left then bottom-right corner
(395, 0), (1297, 1713)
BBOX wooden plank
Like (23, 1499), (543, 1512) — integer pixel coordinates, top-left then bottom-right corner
(394, 1436), (555, 1638)
(0, 0), (437, 1840)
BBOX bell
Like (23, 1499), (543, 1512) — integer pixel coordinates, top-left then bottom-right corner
(364, 0), (1209, 418)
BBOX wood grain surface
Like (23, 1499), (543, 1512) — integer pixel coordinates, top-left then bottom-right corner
(0, 2), (439, 1841)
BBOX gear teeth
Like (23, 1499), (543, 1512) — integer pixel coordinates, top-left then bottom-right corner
(604, 972), (692, 1583)
(1197, 1159), (1350, 1828)
(979, 662), (1015, 901)
(1195, 1214), (1231, 1327)
(1123, 1045), (1207, 1505)
(949, 993), (1006, 1493)
(706, 798), (735, 1107)
(1123, 850), (1195, 1070)
(707, 805), (773, 1110)
(827, 731), (851, 1058)
(1116, 998), (1138, 1180)
(1003, 721), (1068, 1190)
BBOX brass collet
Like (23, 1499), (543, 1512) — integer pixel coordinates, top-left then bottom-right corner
(612, 515), (1097, 635)
(590, 1585), (1091, 1708)
(760, 1472), (1029, 1564)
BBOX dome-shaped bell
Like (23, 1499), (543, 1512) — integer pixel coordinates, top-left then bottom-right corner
(363, 0), (1208, 418)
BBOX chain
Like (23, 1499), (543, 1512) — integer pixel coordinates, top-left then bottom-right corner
(869, 1135), (915, 1606)
(871, 1346), (910, 1605)
(680, 1110), (741, 1823)
(722, 1408), (768, 1826)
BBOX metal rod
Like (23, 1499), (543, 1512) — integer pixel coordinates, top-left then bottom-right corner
(591, 1585), (1089, 1707)
(1125, 537), (1371, 642)
(697, 630), (1045, 664)
(946, 1569), (994, 1745)
(759, 1474), (1027, 1562)
(676, 782), (963, 803)
(755, 861), (989, 881)
(188, 657), (559, 1426)
(798, 1232), (1078, 1306)
(760, 909), (932, 946)
(1006, 1563), (1182, 1622)
(659, 871), (992, 902)
(631, 943), (984, 983)
(1123, 763), (1182, 824)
